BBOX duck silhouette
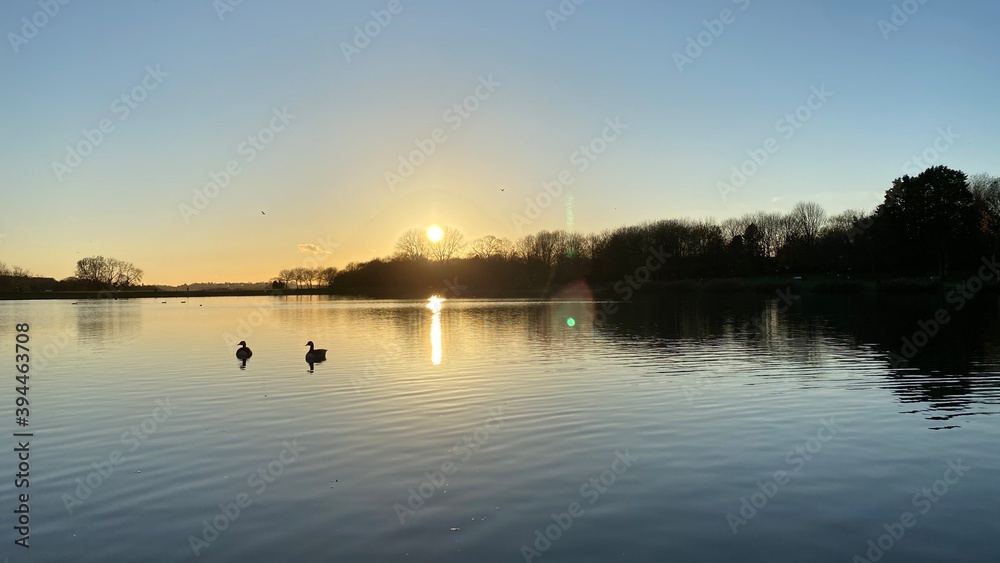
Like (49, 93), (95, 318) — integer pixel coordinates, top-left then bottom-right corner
(236, 341), (253, 360)
(305, 341), (327, 363)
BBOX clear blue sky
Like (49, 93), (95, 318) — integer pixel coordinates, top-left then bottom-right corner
(1, 0), (997, 284)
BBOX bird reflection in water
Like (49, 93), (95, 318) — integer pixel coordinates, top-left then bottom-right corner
(427, 296), (443, 366)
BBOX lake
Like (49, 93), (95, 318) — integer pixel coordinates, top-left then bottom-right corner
(0, 293), (997, 562)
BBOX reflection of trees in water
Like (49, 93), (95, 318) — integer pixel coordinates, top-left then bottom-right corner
(272, 293), (1000, 421)
(75, 301), (143, 347)
(847, 293), (1000, 423)
(596, 293), (1000, 423)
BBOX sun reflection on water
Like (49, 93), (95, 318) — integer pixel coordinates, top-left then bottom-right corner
(427, 296), (443, 365)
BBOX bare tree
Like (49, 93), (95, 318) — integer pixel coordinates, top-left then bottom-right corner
(289, 267), (313, 288)
(112, 260), (143, 287)
(318, 267), (339, 286)
(517, 230), (566, 264)
(428, 226), (467, 262)
(9, 265), (30, 278)
(748, 212), (783, 257)
(564, 232), (587, 259)
(515, 234), (536, 261)
(787, 201), (827, 245)
(585, 230), (611, 260)
(823, 209), (866, 241)
(394, 228), (430, 261)
(75, 256), (142, 287)
(721, 216), (752, 243)
(469, 235), (513, 260)
(970, 172), (1000, 221)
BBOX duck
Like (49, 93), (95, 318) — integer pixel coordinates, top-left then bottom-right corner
(236, 341), (253, 359)
(305, 341), (327, 362)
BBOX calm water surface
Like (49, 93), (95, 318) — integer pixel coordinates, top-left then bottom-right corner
(0, 294), (997, 562)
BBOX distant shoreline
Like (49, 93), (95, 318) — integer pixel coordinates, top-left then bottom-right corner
(0, 276), (994, 301)
(0, 287), (552, 301)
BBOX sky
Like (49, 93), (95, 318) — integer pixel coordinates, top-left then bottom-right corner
(1, 0), (997, 285)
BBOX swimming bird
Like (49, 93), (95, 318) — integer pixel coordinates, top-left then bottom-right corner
(236, 341), (253, 359)
(305, 341), (327, 362)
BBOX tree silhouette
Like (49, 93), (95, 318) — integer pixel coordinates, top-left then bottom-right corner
(874, 166), (978, 276)
(278, 165), (998, 293)
(394, 228), (430, 261)
(75, 256), (143, 288)
(470, 235), (514, 260)
(428, 226), (467, 262)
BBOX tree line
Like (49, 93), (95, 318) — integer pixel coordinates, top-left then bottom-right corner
(73, 256), (144, 288)
(273, 267), (339, 289)
(0, 255), (144, 292)
(321, 166), (1000, 293)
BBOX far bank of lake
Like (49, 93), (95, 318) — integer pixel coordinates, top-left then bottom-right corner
(1, 275), (995, 301)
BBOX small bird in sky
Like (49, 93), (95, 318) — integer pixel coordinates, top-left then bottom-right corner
(261, 211), (266, 215)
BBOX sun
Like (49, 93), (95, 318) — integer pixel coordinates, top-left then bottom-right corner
(427, 225), (444, 243)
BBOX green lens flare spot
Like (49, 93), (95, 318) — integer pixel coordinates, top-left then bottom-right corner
(567, 317), (576, 327)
